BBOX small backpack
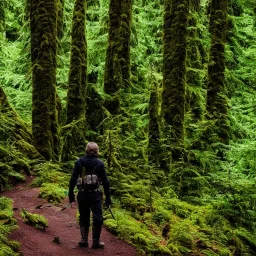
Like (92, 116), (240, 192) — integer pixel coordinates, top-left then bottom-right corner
(77, 165), (101, 191)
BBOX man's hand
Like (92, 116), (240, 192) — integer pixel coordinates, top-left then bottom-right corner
(69, 192), (75, 204)
(105, 198), (111, 209)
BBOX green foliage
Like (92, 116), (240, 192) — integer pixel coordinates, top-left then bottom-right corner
(29, 161), (69, 203)
(60, 118), (86, 161)
(104, 208), (170, 255)
(39, 183), (67, 203)
(0, 197), (20, 256)
(31, 162), (69, 187)
(20, 208), (48, 230)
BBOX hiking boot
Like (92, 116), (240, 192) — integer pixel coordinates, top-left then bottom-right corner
(78, 226), (89, 247)
(92, 224), (105, 249)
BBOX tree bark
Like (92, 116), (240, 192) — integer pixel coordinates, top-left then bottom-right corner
(0, 0), (4, 33)
(148, 83), (161, 166)
(57, 0), (65, 40)
(206, 0), (229, 144)
(67, 0), (87, 123)
(30, 0), (59, 160)
(162, 0), (189, 162)
(104, 0), (132, 115)
(66, 0), (87, 123)
(61, 0), (87, 161)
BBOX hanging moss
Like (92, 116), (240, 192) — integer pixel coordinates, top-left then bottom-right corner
(30, 0), (59, 160)
(60, 118), (86, 161)
(66, 0), (87, 124)
(104, 0), (132, 115)
(206, 0), (229, 144)
(161, 0), (189, 162)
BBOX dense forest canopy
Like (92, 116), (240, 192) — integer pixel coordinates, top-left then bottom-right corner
(1, 0), (256, 255)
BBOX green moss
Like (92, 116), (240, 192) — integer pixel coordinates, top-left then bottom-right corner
(20, 208), (48, 230)
(104, 208), (164, 255)
(0, 161), (27, 192)
(30, 0), (59, 160)
(85, 84), (104, 139)
(31, 162), (69, 188)
(14, 139), (41, 159)
(162, 0), (189, 162)
(57, 0), (64, 40)
(0, 0), (4, 33)
(148, 84), (161, 166)
(206, 0), (229, 144)
(0, 87), (32, 144)
(66, 0), (87, 123)
(60, 118), (86, 161)
(39, 183), (67, 203)
(103, 0), (132, 115)
(0, 197), (20, 255)
(0, 146), (9, 159)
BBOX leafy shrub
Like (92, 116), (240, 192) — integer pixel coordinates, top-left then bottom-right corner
(39, 183), (67, 203)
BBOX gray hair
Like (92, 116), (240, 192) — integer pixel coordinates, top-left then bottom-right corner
(85, 142), (99, 156)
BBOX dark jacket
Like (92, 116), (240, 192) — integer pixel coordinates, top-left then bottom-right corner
(68, 155), (110, 203)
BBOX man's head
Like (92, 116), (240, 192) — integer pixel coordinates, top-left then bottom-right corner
(85, 142), (99, 157)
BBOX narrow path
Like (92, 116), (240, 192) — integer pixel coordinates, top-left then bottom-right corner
(3, 177), (138, 256)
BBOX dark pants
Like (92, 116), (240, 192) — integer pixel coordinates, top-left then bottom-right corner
(77, 191), (103, 227)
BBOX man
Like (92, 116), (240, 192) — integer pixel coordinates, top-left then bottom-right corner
(68, 142), (111, 249)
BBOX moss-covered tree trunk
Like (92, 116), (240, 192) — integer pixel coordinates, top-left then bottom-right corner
(161, 0), (189, 163)
(30, 0), (59, 160)
(60, 0), (87, 161)
(0, 0), (4, 33)
(185, 3), (205, 122)
(57, 0), (64, 40)
(66, 0), (87, 123)
(206, 0), (229, 144)
(148, 83), (161, 166)
(104, 0), (132, 115)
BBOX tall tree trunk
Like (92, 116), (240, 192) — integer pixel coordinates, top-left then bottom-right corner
(0, 0), (4, 33)
(148, 83), (161, 166)
(161, 0), (189, 163)
(57, 0), (64, 40)
(60, 0), (87, 161)
(30, 0), (59, 160)
(185, 2), (205, 122)
(104, 0), (132, 115)
(66, 0), (87, 123)
(206, 0), (229, 144)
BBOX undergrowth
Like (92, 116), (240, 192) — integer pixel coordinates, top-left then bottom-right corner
(0, 197), (20, 256)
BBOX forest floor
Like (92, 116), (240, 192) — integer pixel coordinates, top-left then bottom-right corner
(3, 177), (138, 256)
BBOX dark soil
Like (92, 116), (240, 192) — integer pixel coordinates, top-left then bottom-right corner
(3, 177), (138, 256)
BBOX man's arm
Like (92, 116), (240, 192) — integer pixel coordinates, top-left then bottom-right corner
(99, 161), (111, 207)
(68, 159), (81, 203)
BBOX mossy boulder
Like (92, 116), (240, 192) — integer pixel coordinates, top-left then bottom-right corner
(20, 208), (48, 231)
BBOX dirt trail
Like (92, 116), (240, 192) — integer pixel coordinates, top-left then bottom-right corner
(3, 177), (138, 256)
